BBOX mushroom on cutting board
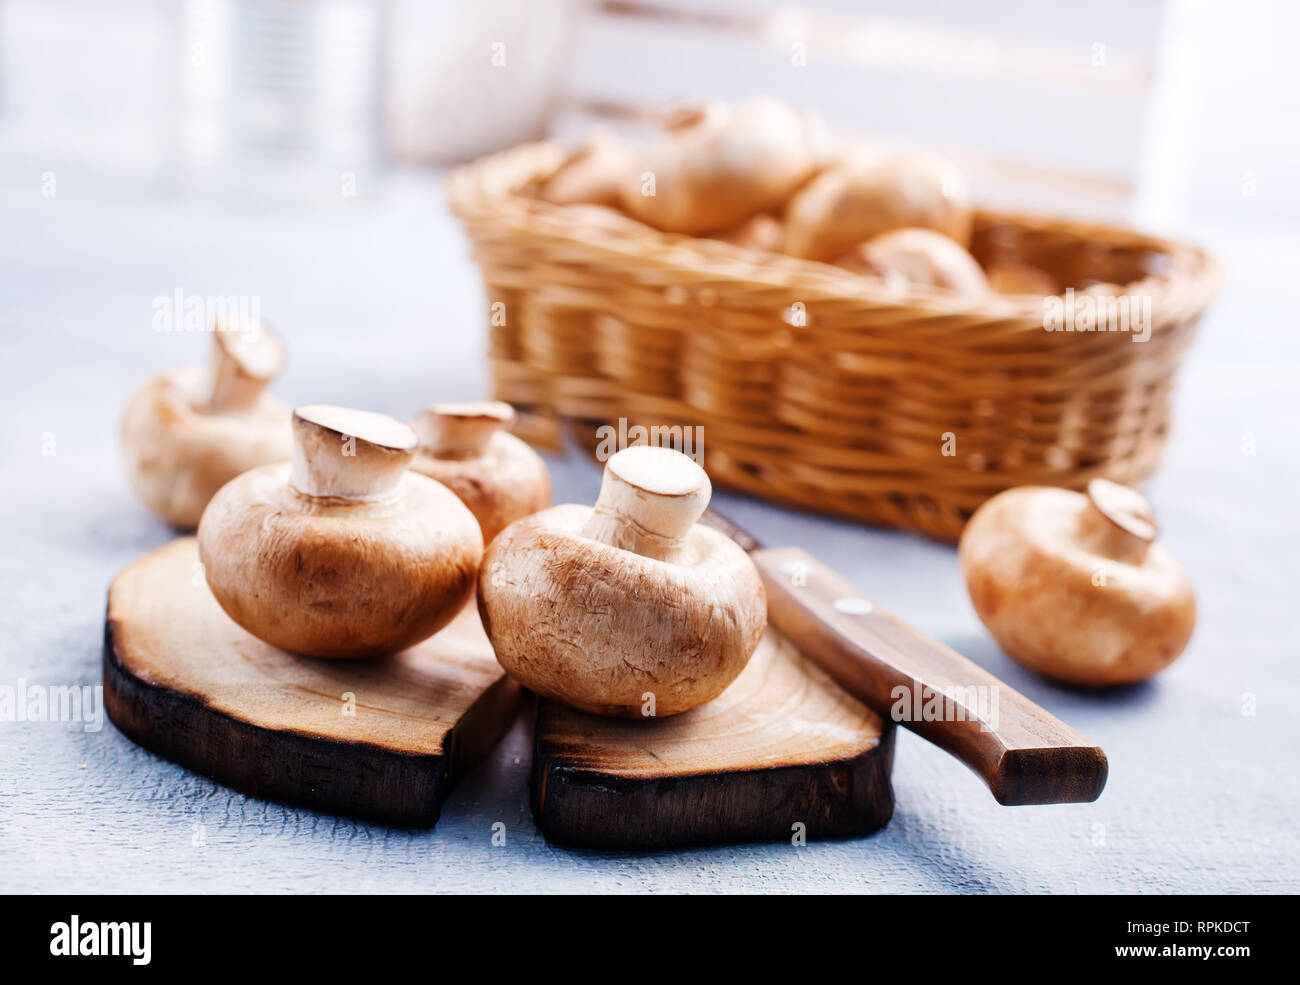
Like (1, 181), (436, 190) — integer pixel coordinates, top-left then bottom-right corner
(618, 100), (821, 235)
(120, 321), (293, 529)
(784, 153), (972, 262)
(836, 227), (988, 297)
(411, 401), (551, 542)
(959, 479), (1196, 686)
(198, 404), (483, 659)
(478, 446), (767, 717)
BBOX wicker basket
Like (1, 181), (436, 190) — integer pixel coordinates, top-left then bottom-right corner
(447, 141), (1220, 541)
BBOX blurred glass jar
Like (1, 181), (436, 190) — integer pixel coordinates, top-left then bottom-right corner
(176, 0), (383, 203)
(384, 0), (578, 165)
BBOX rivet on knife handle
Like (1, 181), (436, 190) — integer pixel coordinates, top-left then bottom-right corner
(750, 546), (1108, 806)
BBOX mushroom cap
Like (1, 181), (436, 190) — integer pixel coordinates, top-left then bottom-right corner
(411, 401), (551, 542)
(838, 227), (988, 296)
(540, 131), (627, 207)
(120, 367), (292, 529)
(478, 503), (766, 717)
(619, 99), (821, 235)
(987, 263), (1060, 297)
(959, 483), (1196, 686)
(709, 213), (786, 253)
(199, 463), (482, 659)
(784, 153), (972, 262)
(197, 405), (483, 659)
(478, 446), (765, 717)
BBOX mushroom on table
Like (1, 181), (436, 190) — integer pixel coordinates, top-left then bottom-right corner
(959, 479), (1197, 686)
(120, 319), (292, 529)
(197, 404), (483, 659)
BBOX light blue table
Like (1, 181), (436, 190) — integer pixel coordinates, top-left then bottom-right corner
(1, 171), (1296, 893)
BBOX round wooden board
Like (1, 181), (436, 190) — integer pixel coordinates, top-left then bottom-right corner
(533, 627), (896, 849)
(104, 537), (522, 827)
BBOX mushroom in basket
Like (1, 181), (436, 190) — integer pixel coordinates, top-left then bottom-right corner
(986, 263), (1060, 296)
(785, 152), (973, 262)
(710, 213), (786, 253)
(539, 130), (626, 208)
(618, 99), (822, 236)
(478, 446), (767, 717)
(836, 227), (989, 297)
(120, 320), (292, 529)
(198, 404), (482, 659)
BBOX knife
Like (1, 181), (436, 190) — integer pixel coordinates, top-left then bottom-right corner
(700, 508), (1108, 806)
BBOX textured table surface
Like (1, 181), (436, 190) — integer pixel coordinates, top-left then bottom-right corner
(1, 172), (1297, 894)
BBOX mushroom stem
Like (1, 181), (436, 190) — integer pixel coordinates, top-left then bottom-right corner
(581, 446), (711, 563)
(289, 405), (418, 502)
(207, 319), (284, 414)
(415, 401), (515, 460)
(1080, 478), (1158, 564)
(662, 101), (722, 133)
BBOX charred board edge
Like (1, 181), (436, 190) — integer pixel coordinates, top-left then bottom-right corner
(530, 715), (896, 850)
(103, 608), (522, 828)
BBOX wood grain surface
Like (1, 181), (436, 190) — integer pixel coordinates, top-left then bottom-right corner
(103, 537), (522, 827)
(532, 625), (896, 849)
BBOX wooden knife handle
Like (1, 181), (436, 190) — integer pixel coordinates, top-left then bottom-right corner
(751, 547), (1108, 805)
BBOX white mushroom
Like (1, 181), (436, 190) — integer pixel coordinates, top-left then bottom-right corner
(987, 263), (1059, 296)
(784, 152), (973, 262)
(837, 227), (989, 296)
(540, 131), (627, 207)
(709, 213), (786, 253)
(618, 99), (821, 235)
(478, 446), (767, 717)
(198, 404), (483, 659)
(411, 401), (551, 542)
(120, 320), (293, 528)
(959, 479), (1197, 686)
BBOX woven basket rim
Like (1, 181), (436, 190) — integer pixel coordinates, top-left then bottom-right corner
(447, 139), (1222, 334)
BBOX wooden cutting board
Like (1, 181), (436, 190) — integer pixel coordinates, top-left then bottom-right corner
(103, 537), (522, 827)
(532, 627), (896, 849)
